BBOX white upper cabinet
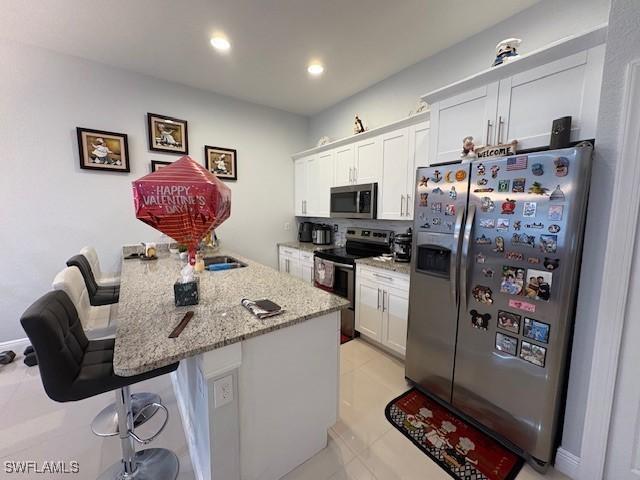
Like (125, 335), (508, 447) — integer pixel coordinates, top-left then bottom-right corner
(379, 128), (410, 220)
(354, 136), (382, 185)
(496, 45), (605, 150)
(407, 122), (430, 219)
(429, 83), (499, 165)
(334, 144), (354, 187)
(294, 156), (308, 216)
(307, 150), (334, 217)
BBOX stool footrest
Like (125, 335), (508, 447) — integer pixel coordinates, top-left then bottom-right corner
(91, 392), (161, 437)
(97, 448), (179, 480)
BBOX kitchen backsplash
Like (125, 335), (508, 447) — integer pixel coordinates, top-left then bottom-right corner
(299, 217), (412, 246)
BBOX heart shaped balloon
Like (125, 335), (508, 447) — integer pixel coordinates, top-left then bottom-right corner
(132, 156), (231, 263)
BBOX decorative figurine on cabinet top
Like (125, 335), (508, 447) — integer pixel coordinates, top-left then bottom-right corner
(492, 38), (522, 67)
(354, 114), (366, 134)
(460, 136), (477, 160)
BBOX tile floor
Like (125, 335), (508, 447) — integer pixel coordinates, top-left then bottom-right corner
(0, 339), (569, 479)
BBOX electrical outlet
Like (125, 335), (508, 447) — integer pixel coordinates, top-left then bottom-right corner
(213, 375), (233, 408)
(284, 222), (291, 231)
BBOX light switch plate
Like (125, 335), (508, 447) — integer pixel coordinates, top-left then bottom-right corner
(213, 374), (233, 408)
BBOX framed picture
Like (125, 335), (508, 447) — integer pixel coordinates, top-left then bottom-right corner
(77, 127), (130, 172)
(495, 332), (518, 356)
(151, 160), (172, 172)
(147, 113), (189, 154)
(205, 145), (237, 181)
(497, 310), (521, 334)
(523, 317), (550, 344)
(520, 340), (547, 367)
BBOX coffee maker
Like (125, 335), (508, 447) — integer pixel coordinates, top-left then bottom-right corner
(393, 228), (412, 263)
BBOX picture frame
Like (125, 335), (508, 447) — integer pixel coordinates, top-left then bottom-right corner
(520, 340), (547, 367)
(495, 332), (518, 356)
(77, 127), (130, 173)
(147, 113), (189, 154)
(497, 310), (521, 334)
(523, 317), (550, 344)
(205, 145), (237, 181)
(151, 160), (172, 172)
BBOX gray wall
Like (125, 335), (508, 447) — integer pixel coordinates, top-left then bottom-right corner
(308, 0), (611, 145)
(0, 39), (308, 343)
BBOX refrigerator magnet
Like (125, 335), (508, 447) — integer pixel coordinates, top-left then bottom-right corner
(475, 253), (486, 263)
(506, 155), (528, 171)
(445, 204), (456, 216)
(496, 218), (510, 231)
(522, 202), (537, 218)
(526, 222), (544, 229)
(431, 202), (442, 213)
(480, 218), (496, 228)
(420, 222), (431, 229)
(498, 180), (510, 192)
(495, 332), (518, 356)
(523, 317), (550, 344)
(497, 310), (521, 334)
(512, 233), (536, 248)
(455, 169), (467, 181)
(418, 175), (429, 191)
(476, 163), (486, 176)
(525, 268), (552, 301)
(432, 217), (442, 226)
(548, 224), (561, 233)
(474, 187), (494, 193)
(554, 157), (569, 176)
(539, 235), (558, 254)
(480, 197), (495, 212)
(544, 257), (560, 271)
(431, 170), (443, 182)
(513, 220), (522, 231)
(472, 285), (494, 304)
(493, 237), (505, 253)
(501, 199), (516, 214)
(512, 178), (526, 193)
(528, 182), (549, 195)
(449, 186), (457, 199)
(432, 187), (444, 195)
(528, 257), (541, 265)
(505, 251), (524, 261)
(531, 163), (544, 176)
(445, 171), (454, 183)
(475, 234), (492, 245)
(477, 178), (489, 186)
(470, 310), (490, 331)
(482, 267), (495, 278)
(548, 205), (564, 221)
(549, 185), (566, 201)
(419, 193), (429, 206)
(500, 265), (525, 296)
(491, 165), (500, 178)
(446, 222), (454, 231)
(520, 340), (547, 367)
(508, 298), (536, 313)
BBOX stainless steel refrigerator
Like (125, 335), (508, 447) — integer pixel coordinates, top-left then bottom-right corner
(406, 145), (592, 468)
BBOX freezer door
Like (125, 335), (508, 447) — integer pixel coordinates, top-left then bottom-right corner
(406, 164), (469, 402)
(451, 147), (592, 463)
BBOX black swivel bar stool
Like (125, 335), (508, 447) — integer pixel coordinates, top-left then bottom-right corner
(21, 290), (179, 480)
(67, 254), (119, 306)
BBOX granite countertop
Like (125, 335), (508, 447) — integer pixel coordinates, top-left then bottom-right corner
(113, 250), (349, 376)
(277, 241), (335, 253)
(355, 256), (411, 275)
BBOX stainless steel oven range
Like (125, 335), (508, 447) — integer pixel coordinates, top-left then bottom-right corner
(314, 227), (393, 339)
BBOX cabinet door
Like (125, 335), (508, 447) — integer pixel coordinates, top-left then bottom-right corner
(379, 128), (409, 220)
(429, 83), (499, 164)
(354, 136), (382, 185)
(496, 45), (604, 151)
(382, 286), (409, 357)
(334, 144), (354, 186)
(300, 262), (314, 284)
(406, 122), (430, 220)
(355, 279), (383, 341)
(279, 253), (288, 273)
(294, 157), (308, 216)
(307, 150), (334, 217)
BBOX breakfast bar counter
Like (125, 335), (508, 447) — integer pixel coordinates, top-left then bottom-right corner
(114, 249), (349, 480)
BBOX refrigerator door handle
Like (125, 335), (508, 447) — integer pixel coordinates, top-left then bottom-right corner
(460, 204), (476, 310)
(450, 207), (465, 305)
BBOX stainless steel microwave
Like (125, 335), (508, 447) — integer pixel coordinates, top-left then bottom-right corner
(330, 183), (377, 219)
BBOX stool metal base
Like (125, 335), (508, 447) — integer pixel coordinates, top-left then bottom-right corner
(97, 448), (179, 480)
(92, 393), (161, 437)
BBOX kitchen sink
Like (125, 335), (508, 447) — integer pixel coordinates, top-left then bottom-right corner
(203, 255), (247, 269)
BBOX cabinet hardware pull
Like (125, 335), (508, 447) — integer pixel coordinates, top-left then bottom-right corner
(377, 288), (381, 310)
(353, 167), (357, 182)
(373, 273), (393, 281)
(400, 195), (404, 216)
(382, 291), (387, 312)
(486, 119), (493, 145)
(406, 194), (411, 216)
(497, 115), (504, 144)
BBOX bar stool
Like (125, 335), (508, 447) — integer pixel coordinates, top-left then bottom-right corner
(80, 246), (120, 287)
(67, 254), (119, 306)
(21, 290), (179, 480)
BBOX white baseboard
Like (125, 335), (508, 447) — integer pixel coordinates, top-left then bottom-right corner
(0, 337), (29, 353)
(555, 447), (581, 479)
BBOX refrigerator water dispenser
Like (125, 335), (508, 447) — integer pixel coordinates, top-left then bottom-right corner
(416, 245), (451, 278)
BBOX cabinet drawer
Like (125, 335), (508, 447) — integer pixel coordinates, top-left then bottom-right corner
(279, 246), (300, 259)
(300, 251), (314, 263)
(358, 266), (410, 290)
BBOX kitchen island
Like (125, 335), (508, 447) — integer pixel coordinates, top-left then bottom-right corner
(114, 249), (349, 480)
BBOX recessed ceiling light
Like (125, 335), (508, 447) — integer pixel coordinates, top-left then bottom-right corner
(307, 63), (324, 76)
(210, 36), (231, 51)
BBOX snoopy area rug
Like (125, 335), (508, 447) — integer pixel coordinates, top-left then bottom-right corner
(385, 388), (523, 480)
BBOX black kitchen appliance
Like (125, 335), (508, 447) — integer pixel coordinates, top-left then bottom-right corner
(549, 116), (572, 149)
(314, 227), (393, 339)
(393, 228), (412, 263)
(298, 221), (314, 243)
(312, 224), (332, 245)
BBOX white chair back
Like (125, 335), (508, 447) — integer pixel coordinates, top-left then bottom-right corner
(52, 267), (93, 327)
(80, 246), (101, 278)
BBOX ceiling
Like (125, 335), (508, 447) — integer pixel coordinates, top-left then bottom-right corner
(0, 0), (538, 115)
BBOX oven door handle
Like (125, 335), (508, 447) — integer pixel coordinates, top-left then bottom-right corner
(314, 258), (354, 270)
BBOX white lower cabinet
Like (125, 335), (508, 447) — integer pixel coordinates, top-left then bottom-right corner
(355, 266), (409, 356)
(279, 246), (314, 284)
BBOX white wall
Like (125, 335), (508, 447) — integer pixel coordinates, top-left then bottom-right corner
(308, 0), (610, 144)
(0, 39), (308, 342)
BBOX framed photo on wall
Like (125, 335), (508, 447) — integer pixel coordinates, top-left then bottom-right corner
(77, 127), (130, 172)
(205, 145), (237, 181)
(147, 113), (189, 154)
(151, 160), (172, 172)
